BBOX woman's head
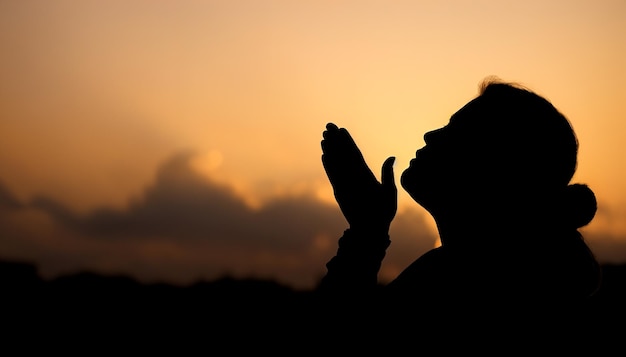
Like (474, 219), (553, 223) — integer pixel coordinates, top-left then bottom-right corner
(475, 81), (578, 188)
(401, 79), (596, 229)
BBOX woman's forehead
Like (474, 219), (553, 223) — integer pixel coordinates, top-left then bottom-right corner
(449, 96), (485, 124)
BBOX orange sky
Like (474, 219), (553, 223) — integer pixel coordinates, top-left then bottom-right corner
(0, 0), (625, 290)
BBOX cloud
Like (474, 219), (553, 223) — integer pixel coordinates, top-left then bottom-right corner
(31, 152), (347, 251)
(0, 181), (22, 210)
(585, 231), (626, 265)
(3, 151), (439, 289)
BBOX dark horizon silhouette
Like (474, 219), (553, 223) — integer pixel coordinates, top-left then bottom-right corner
(2, 255), (626, 352)
(2, 257), (626, 310)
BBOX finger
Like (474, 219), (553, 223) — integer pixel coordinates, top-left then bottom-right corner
(322, 122), (339, 141)
(381, 156), (397, 191)
(337, 127), (358, 148)
(322, 154), (347, 187)
(322, 126), (356, 162)
(323, 123), (339, 139)
(335, 128), (368, 167)
(321, 137), (339, 155)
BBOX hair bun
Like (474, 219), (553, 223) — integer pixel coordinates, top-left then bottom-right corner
(561, 184), (597, 228)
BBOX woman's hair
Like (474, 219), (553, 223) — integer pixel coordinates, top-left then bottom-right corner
(478, 78), (596, 229)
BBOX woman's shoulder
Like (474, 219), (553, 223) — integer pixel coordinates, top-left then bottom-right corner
(386, 247), (456, 290)
(400, 246), (456, 270)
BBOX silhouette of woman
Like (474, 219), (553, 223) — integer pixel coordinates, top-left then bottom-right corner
(317, 79), (601, 319)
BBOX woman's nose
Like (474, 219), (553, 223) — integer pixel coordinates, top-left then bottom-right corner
(423, 127), (444, 145)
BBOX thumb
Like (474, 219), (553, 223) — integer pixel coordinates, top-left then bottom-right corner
(381, 156), (396, 192)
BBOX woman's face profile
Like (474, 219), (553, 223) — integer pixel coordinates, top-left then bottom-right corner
(400, 96), (488, 209)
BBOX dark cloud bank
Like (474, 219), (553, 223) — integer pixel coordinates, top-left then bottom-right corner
(1, 152), (437, 290)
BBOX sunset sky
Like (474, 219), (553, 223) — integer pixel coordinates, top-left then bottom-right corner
(1, 0), (625, 290)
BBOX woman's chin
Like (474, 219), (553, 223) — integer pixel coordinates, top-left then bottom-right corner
(399, 170), (411, 189)
(400, 172), (419, 196)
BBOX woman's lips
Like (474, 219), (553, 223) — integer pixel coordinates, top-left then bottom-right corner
(413, 148), (425, 159)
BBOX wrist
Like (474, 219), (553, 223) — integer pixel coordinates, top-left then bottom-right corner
(339, 227), (391, 253)
(349, 224), (390, 236)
